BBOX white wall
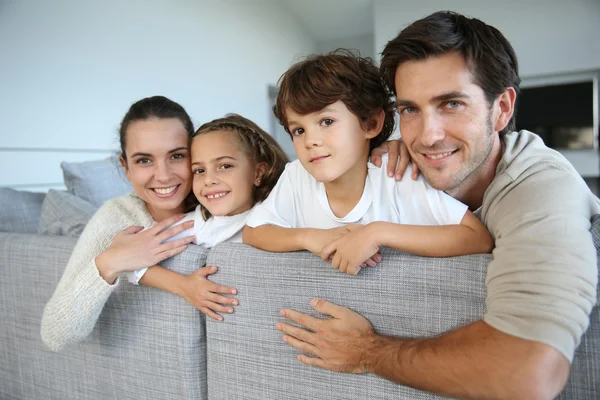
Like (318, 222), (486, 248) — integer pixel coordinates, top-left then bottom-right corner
(374, 0), (600, 177)
(317, 33), (375, 60)
(374, 0), (600, 78)
(0, 0), (315, 190)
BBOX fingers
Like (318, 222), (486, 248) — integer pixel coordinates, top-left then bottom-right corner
(147, 213), (187, 235)
(202, 299), (234, 314)
(320, 242), (336, 262)
(205, 280), (238, 295)
(368, 142), (388, 167)
(120, 225), (144, 235)
(386, 142), (400, 178)
(364, 258), (376, 267)
(297, 354), (327, 369)
(153, 244), (188, 262)
(158, 235), (195, 255)
(309, 298), (347, 318)
(411, 160), (419, 180)
(205, 292), (238, 306)
(200, 306), (224, 321)
(155, 220), (195, 243)
(280, 308), (322, 332)
(276, 321), (316, 346)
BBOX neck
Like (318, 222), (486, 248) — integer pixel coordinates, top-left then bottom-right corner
(448, 135), (502, 211)
(146, 204), (185, 222)
(323, 153), (369, 218)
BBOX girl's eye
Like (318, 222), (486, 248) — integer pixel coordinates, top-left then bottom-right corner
(136, 158), (151, 164)
(320, 118), (334, 127)
(219, 163), (233, 170)
(290, 127), (304, 137)
(193, 168), (204, 175)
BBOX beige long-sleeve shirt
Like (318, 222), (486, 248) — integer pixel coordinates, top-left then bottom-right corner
(478, 130), (599, 362)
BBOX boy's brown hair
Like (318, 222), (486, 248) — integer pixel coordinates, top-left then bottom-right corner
(273, 49), (396, 151)
(192, 114), (289, 220)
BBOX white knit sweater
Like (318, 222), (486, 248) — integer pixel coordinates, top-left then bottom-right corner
(41, 193), (157, 351)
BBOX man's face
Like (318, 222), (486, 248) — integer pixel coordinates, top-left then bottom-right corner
(394, 52), (499, 193)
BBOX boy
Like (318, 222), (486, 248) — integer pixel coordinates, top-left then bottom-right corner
(243, 50), (492, 275)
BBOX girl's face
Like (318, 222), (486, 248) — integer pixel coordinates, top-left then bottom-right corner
(191, 130), (265, 217)
(121, 118), (192, 222)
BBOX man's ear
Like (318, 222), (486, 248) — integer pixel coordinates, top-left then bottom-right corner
(493, 87), (516, 133)
(254, 162), (268, 186)
(364, 109), (385, 139)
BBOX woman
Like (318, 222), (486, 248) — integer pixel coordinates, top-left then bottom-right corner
(41, 96), (237, 352)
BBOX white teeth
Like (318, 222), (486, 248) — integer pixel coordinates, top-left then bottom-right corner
(206, 192), (227, 199)
(428, 152), (453, 160)
(154, 186), (177, 195)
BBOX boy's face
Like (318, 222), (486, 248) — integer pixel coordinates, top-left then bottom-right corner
(287, 100), (378, 184)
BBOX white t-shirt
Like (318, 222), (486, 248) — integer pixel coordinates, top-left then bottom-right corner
(126, 205), (251, 284)
(247, 155), (468, 229)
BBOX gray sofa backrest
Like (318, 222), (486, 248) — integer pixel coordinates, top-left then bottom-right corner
(205, 216), (600, 399)
(0, 232), (209, 400)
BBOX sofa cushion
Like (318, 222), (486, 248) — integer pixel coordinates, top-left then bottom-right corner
(0, 188), (46, 233)
(38, 190), (97, 236)
(61, 156), (132, 207)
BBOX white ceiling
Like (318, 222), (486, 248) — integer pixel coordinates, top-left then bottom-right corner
(281, 0), (374, 42)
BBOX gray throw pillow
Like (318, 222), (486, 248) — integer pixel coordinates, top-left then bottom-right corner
(61, 155), (132, 207)
(0, 188), (46, 233)
(38, 190), (98, 236)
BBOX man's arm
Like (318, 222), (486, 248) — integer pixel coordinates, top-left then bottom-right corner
(278, 299), (569, 400)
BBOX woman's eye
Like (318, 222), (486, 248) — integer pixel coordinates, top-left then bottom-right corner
(172, 153), (185, 160)
(136, 158), (151, 164)
(321, 118), (334, 127)
(291, 127), (304, 137)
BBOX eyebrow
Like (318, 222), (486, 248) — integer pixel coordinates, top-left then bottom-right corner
(130, 146), (188, 158)
(287, 105), (338, 126)
(191, 155), (237, 166)
(395, 91), (470, 108)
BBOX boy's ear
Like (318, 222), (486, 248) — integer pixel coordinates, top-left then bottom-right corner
(254, 161), (268, 186)
(364, 109), (385, 139)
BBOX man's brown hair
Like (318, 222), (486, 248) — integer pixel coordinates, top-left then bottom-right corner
(274, 49), (395, 151)
(380, 11), (520, 134)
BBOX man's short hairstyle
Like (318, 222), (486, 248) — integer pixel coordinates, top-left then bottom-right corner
(380, 11), (521, 134)
(274, 49), (396, 151)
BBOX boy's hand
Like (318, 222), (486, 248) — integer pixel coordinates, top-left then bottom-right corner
(305, 227), (349, 257)
(178, 266), (238, 321)
(321, 224), (381, 275)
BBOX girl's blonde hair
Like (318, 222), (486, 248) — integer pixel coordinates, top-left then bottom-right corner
(193, 114), (289, 219)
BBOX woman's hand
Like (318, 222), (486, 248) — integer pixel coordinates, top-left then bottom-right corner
(177, 266), (238, 321)
(369, 139), (419, 181)
(96, 214), (195, 283)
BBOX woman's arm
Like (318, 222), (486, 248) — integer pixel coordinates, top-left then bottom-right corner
(139, 265), (238, 321)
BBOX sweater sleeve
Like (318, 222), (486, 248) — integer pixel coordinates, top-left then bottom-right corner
(483, 167), (598, 362)
(40, 196), (147, 351)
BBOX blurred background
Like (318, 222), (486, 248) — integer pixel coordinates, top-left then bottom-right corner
(1, 0), (599, 192)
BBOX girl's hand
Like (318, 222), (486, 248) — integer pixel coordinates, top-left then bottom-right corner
(369, 139), (419, 181)
(96, 214), (195, 282)
(178, 266), (238, 321)
(321, 224), (381, 276)
(305, 227), (349, 258)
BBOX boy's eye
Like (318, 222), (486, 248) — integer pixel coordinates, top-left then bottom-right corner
(136, 158), (151, 164)
(320, 118), (334, 127)
(290, 127), (304, 137)
(193, 168), (205, 175)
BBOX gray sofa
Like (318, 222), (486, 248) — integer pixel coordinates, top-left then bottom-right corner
(1, 220), (599, 399)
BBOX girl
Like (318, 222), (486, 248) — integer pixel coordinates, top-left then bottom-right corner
(128, 114), (289, 320)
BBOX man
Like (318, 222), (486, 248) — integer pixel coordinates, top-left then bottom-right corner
(275, 11), (599, 400)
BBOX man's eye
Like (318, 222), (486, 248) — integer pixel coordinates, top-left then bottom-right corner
(400, 107), (417, 115)
(445, 101), (462, 109)
(291, 128), (304, 136)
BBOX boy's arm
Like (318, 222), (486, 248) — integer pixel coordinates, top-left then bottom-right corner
(243, 224), (348, 256)
(323, 211), (492, 275)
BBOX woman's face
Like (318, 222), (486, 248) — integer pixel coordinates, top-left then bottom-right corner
(121, 117), (192, 222)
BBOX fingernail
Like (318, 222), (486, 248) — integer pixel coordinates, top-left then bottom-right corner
(231, 289), (237, 295)
(282, 336), (288, 343)
(276, 323), (281, 330)
(228, 308), (233, 313)
(233, 300), (238, 305)
(280, 309), (286, 316)
(388, 171), (393, 177)
(310, 299), (319, 307)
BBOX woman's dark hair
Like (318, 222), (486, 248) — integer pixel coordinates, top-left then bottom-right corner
(380, 11), (520, 134)
(273, 49), (396, 151)
(118, 95), (197, 211)
(193, 114), (289, 220)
